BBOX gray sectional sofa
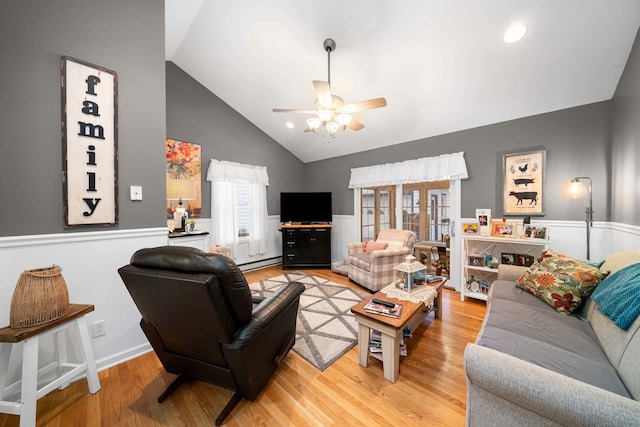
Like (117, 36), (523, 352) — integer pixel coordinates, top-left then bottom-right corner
(464, 251), (640, 427)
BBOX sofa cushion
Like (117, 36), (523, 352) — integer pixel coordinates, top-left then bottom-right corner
(478, 281), (631, 397)
(599, 251), (640, 275)
(364, 241), (388, 253)
(516, 249), (608, 314)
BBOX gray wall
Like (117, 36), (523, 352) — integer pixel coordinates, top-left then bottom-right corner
(0, 0), (167, 237)
(166, 62), (306, 217)
(612, 30), (640, 226)
(3, 2), (635, 236)
(306, 102), (612, 222)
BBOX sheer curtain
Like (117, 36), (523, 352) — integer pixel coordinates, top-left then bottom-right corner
(206, 159), (269, 257)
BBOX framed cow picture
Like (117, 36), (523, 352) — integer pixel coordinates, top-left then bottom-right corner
(502, 149), (545, 216)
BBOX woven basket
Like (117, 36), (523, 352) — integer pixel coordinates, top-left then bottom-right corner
(10, 265), (70, 328)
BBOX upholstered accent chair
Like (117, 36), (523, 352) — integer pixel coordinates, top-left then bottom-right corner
(347, 229), (416, 291)
(118, 246), (304, 426)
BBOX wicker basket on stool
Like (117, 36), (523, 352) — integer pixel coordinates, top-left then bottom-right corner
(10, 265), (70, 328)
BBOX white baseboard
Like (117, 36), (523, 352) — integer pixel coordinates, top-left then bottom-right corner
(95, 343), (153, 372)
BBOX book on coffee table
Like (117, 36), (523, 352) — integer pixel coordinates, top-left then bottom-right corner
(364, 300), (403, 318)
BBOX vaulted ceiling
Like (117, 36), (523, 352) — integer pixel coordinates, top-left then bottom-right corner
(166, 0), (640, 163)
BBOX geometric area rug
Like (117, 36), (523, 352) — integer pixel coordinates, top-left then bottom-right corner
(249, 272), (369, 371)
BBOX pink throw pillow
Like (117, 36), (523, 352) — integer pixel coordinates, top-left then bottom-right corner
(364, 241), (389, 253)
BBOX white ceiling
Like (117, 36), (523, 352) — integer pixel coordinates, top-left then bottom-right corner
(165, 0), (640, 163)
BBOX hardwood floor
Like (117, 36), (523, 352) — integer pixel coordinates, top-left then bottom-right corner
(0, 266), (487, 427)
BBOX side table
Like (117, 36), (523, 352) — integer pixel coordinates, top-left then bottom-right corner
(0, 304), (101, 427)
(350, 280), (445, 383)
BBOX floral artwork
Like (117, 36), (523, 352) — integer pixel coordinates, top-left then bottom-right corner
(166, 139), (202, 217)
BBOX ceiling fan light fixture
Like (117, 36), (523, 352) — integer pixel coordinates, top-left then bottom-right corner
(317, 110), (333, 123)
(307, 117), (322, 131)
(336, 113), (352, 128)
(272, 37), (387, 139)
(327, 121), (340, 137)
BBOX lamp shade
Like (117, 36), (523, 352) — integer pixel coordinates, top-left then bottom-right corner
(167, 179), (196, 201)
(567, 180), (587, 199)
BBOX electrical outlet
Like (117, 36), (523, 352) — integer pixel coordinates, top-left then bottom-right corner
(92, 320), (107, 337)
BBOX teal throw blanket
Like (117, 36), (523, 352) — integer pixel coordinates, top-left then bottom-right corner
(591, 262), (640, 330)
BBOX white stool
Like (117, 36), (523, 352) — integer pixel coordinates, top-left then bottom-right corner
(0, 304), (101, 427)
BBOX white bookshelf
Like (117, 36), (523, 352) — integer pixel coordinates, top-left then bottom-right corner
(461, 235), (549, 302)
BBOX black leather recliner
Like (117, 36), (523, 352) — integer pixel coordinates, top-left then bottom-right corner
(118, 246), (304, 425)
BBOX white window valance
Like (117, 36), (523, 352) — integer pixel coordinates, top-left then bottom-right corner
(348, 152), (468, 189)
(206, 159), (269, 186)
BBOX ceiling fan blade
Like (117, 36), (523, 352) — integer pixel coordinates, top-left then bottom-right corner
(312, 80), (332, 107)
(341, 97), (387, 114)
(272, 108), (318, 114)
(348, 119), (364, 131)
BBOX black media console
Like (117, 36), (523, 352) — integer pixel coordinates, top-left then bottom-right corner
(281, 224), (331, 269)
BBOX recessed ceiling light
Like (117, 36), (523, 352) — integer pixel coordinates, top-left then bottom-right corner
(504, 24), (527, 44)
(286, 122), (294, 129)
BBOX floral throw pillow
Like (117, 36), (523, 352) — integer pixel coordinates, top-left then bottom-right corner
(516, 249), (608, 314)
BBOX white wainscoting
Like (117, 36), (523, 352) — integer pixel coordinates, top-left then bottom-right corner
(331, 215), (358, 263)
(1, 219), (635, 383)
(0, 228), (168, 382)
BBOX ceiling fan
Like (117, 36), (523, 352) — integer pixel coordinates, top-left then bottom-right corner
(273, 38), (387, 137)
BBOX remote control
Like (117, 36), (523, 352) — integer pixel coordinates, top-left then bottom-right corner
(372, 298), (395, 308)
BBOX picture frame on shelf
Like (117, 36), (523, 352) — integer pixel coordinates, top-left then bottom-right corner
(525, 226), (548, 239)
(468, 256), (485, 267)
(463, 223), (479, 234)
(517, 254), (535, 267)
(534, 227), (547, 239)
(501, 253), (517, 265)
(490, 219), (518, 238)
(475, 208), (491, 236)
(502, 149), (545, 216)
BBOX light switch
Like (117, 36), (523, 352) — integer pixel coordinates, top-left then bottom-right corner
(130, 185), (142, 201)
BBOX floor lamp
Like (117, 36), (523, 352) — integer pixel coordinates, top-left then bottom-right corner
(568, 176), (593, 260)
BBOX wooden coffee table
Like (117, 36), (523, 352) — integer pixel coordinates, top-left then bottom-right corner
(350, 280), (444, 383)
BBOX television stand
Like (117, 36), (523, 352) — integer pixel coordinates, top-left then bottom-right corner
(280, 223), (332, 269)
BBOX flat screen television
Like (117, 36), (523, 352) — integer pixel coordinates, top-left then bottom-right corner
(280, 192), (332, 224)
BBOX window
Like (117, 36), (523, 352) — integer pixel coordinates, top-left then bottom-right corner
(401, 180), (450, 242)
(236, 183), (250, 237)
(207, 159), (269, 257)
(360, 186), (395, 240)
